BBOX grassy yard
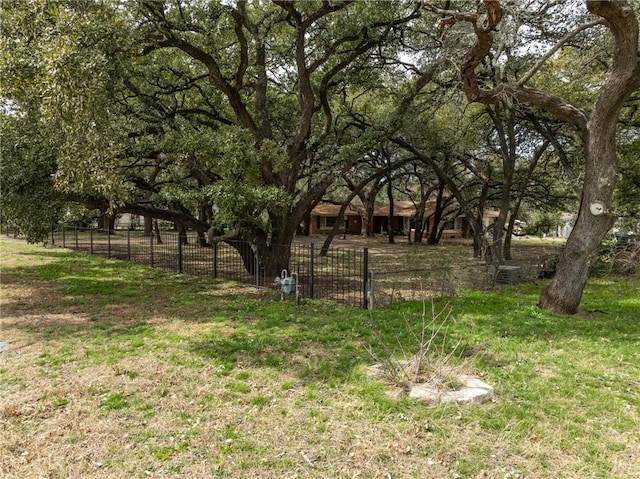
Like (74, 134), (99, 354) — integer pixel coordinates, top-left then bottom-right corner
(1, 237), (638, 478)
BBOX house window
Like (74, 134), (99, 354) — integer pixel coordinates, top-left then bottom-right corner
(317, 216), (338, 229)
(443, 218), (462, 231)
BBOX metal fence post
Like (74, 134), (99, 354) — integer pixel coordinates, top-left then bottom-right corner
(127, 229), (131, 261)
(212, 242), (218, 278)
(150, 234), (154, 267)
(368, 270), (374, 310)
(309, 243), (315, 299)
(107, 228), (111, 258)
(62, 226), (66, 248)
(255, 249), (260, 288)
(362, 247), (369, 309)
(90, 227), (94, 254)
(75, 225), (78, 250)
(295, 266), (300, 305)
(178, 234), (183, 273)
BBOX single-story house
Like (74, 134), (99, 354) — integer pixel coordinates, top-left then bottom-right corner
(309, 204), (363, 235)
(310, 200), (499, 239)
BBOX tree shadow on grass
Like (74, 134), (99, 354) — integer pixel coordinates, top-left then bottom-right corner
(2, 248), (376, 382)
(4, 241), (638, 384)
(187, 304), (373, 382)
(1, 251), (273, 336)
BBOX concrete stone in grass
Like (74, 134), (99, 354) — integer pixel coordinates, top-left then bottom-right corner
(367, 363), (494, 405)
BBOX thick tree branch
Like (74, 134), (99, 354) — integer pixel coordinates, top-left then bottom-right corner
(230, 4), (249, 91)
(160, 36), (259, 138)
(426, 0), (591, 134)
(65, 194), (210, 232)
(586, 0), (640, 127)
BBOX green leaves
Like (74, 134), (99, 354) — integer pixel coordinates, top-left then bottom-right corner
(0, 114), (65, 242)
(204, 182), (290, 232)
(2, 0), (132, 201)
(2, 0), (637, 269)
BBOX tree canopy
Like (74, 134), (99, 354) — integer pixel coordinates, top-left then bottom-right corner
(1, 0), (638, 313)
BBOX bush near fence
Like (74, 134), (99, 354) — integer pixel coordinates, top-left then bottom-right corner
(3, 225), (557, 309)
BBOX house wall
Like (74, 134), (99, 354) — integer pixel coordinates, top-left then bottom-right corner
(310, 206), (493, 239)
(412, 216), (466, 240)
(372, 216), (407, 235)
(114, 213), (141, 230)
(441, 217), (465, 239)
(309, 215), (361, 235)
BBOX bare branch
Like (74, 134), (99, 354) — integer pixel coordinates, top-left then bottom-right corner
(517, 18), (605, 86)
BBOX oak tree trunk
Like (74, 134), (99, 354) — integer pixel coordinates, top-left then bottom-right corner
(538, 126), (618, 313)
(386, 176), (395, 244)
(432, 0), (640, 312)
(538, 1), (640, 314)
(426, 182), (446, 245)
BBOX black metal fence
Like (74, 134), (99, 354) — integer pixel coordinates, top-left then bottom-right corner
(3, 225), (556, 309)
(42, 226), (371, 307)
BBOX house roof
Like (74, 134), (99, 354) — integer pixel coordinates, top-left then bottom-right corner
(373, 200), (434, 217)
(312, 200), (435, 217)
(476, 210), (500, 219)
(312, 200), (499, 219)
(311, 204), (361, 217)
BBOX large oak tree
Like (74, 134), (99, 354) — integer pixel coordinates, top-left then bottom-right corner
(422, 0), (640, 314)
(2, 0), (638, 314)
(2, 0), (421, 278)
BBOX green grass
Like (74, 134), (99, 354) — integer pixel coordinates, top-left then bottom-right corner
(1, 238), (639, 478)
